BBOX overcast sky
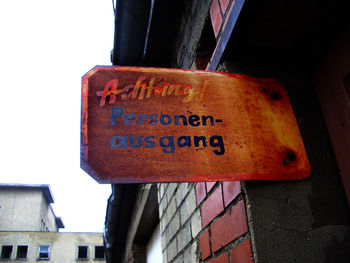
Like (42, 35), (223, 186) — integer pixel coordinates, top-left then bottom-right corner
(0, 1), (114, 232)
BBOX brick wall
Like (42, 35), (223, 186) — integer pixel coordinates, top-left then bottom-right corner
(173, 0), (240, 71)
(161, 0), (350, 262)
(171, 0), (212, 69)
(209, 0), (234, 39)
(159, 1), (256, 262)
(157, 182), (254, 263)
(157, 183), (201, 262)
(197, 182), (254, 263)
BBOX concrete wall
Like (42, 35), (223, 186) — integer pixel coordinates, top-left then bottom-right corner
(0, 189), (42, 231)
(217, 59), (350, 263)
(0, 188), (58, 232)
(157, 65), (350, 263)
(38, 191), (58, 232)
(0, 232), (105, 262)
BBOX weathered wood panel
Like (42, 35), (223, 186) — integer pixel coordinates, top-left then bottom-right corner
(81, 66), (310, 183)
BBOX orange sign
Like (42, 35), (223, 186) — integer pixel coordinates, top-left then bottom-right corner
(81, 66), (310, 183)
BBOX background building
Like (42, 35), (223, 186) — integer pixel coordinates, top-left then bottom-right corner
(0, 184), (64, 232)
(0, 232), (105, 263)
(0, 184), (105, 262)
(104, 0), (350, 262)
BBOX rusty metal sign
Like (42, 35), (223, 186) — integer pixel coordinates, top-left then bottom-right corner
(81, 66), (310, 183)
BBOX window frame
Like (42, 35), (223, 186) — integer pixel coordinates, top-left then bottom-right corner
(38, 245), (50, 260)
(77, 245), (89, 261)
(0, 245), (13, 260)
(94, 246), (105, 260)
(16, 245), (28, 260)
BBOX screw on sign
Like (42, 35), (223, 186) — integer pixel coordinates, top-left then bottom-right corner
(81, 66), (311, 183)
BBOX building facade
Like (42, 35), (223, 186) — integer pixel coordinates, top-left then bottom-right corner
(0, 232), (105, 263)
(0, 184), (63, 232)
(0, 184), (106, 262)
(105, 0), (350, 262)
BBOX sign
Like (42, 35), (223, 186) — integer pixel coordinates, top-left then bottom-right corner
(81, 66), (310, 183)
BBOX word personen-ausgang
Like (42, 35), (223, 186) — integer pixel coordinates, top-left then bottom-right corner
(109, 107), (225, 155)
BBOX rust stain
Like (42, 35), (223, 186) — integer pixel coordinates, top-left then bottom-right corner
(80, 66), (311, 183)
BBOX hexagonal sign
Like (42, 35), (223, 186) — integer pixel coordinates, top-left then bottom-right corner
(81, 66), (310, 183)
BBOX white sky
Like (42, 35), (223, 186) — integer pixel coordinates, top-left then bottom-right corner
(0, 1), (114, 232)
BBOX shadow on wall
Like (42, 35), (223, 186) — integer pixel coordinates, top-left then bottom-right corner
(325, 230), (350, 262)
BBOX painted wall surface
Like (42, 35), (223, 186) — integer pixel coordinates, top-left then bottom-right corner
(0, 232), (105, 263)
(146, 224), (162, 263)
(38, 192), (58, 232)
(0, 189), (57, 232)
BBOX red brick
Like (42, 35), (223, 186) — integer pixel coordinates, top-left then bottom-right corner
(230, 239), (254, 263)
(206, 61), (211, 71)
(208, 253), (229, 263)
(196, 182), (206, 205)
(200, 229), (211, 260)
(201, 186), (224, 227)
(220, 0), (231, 14)
(205, 38), (221, 71)
(222, 0), (236, 32)
(211, 200), (248, 252)
(223, 181), (241, 207)
(210, 0), (223, 38)
(206, 182), (216, 192)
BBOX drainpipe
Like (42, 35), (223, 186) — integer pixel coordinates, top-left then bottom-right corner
(112, 0), (152, 66)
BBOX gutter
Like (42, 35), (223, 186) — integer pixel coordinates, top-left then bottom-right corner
(111, 0), (152, 66)
(104, 184), (139, 263)
(105, 1), (154, 262)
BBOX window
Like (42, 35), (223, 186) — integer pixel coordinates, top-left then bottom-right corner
(77, 246), (88, 260)
(1, 245), (13, 259)
(38, 245), (49, 260)
(94, 246), (105, 259)
(16, 245), (28, 259)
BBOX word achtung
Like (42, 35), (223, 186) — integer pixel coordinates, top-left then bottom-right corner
(96, 76), (198, 106)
